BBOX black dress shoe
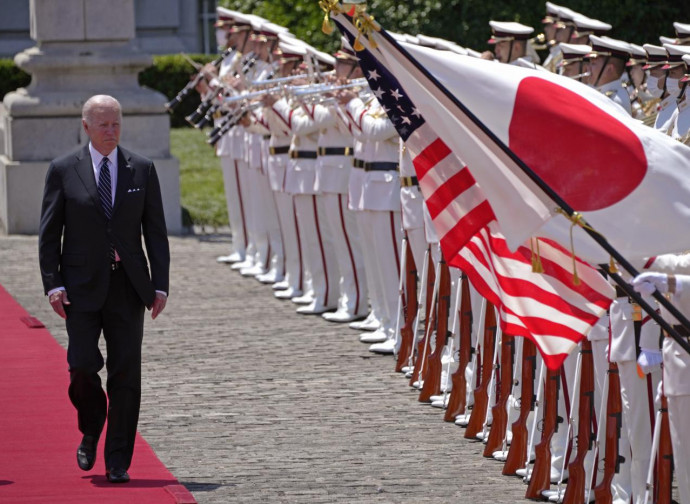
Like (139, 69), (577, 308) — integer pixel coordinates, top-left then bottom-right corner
(76, 435), (98, 471)
(106, 468), (130, 483)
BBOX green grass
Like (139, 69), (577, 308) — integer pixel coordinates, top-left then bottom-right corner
(170, 127), (228, 229)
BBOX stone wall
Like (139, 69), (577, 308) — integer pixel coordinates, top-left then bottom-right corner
(0, 0), (214, 58)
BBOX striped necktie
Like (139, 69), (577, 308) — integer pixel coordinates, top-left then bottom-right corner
(97, 157), (116, 261)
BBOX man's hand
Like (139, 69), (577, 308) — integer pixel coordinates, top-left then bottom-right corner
(149, 292), (167, 320)
(632, 271), (670, 295)
(262, 93), (279, 107)
(48, 290), (71, 319)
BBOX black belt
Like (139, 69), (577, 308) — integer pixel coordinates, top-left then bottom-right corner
(270, 146), (290, 155)
(353, 158), (365, 169)
(318, 146), (353, 156)
(672, 325), (690, 337)
(289, 150), (318, 159)
(400, 176), (419, 187)
(263, 135), (271, 140)
(111, 261), (122, 271)
(364, 162), (399, 172)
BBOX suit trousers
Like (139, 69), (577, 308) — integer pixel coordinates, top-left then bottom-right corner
(65, 266), (145, 470)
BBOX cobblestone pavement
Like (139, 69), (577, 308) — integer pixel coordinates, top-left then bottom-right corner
(0, 233), (629, 503)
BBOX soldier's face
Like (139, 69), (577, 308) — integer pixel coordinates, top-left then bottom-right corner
(494, 41), (511, 63)
(83, 106), (121, 155)
(586, 57), (604, 85)
(544, 23), (557, 42)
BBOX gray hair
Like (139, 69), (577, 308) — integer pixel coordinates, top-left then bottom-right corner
(82, 95), (122, 125)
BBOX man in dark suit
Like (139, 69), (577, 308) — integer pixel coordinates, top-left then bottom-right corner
(38, 94), (170, 483)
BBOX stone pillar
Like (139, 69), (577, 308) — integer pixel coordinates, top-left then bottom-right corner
(0, 0), (181, 234)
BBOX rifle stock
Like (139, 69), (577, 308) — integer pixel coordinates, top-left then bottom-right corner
(525, 366), (561, 499)
(396, 240), (418, 373)
(419, 260), (451, 402)
(562, 340), (595, 504)
(464, 302), (497, 439)
(409, 253), (436, 387)
(592, 363), (623, 504)
(484, 333), (515, 456)
(444, 274), (473, 422)
(656, 393), (673, 504)
(503, 339), (537, 475)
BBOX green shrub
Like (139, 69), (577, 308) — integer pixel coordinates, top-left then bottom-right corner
(0, 59), (31, 100)
(139, 53), (215, 128)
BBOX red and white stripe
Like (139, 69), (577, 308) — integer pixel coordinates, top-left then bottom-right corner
(406, 123), (494, 257)
(452, 228), (614, 369)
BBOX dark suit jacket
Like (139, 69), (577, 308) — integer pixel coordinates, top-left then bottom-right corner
(39, 145), (170, 311)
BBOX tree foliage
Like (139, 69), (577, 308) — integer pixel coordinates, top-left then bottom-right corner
(219, 0), (690, 54)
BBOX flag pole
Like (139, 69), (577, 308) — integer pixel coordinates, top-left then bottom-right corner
(368, 26), (690, 354)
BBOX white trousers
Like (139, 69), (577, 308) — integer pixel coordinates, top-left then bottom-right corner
(220, 156), (247, 257)
(321, 193), (367, 315)
(358, 210), (402, 336)
(293, 194), (339, 307)
(668, 393), (690, 504)
(617, 359), (660, 504)
(355, 211), (381, 323)
(274, 191), (301, 291)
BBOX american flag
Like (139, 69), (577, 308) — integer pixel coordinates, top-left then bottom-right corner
(336, 18), (614, 369)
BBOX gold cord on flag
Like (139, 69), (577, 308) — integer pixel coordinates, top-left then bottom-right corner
(530, 238), (544, 274)
(350, 4), (380, 51)
(553, 208), (603, 286)
(318, 0), (343, 34)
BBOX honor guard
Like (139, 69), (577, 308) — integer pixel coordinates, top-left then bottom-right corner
(487, 21), (542, 68)
(260, 42), (309, 300)
(627, 43), (660, 123)
(633, 256), (690, 504)
(644, 43), (679, 132)
(267, 39), (340, 315)
(317, 38), (369, 323)
(586, 35), (634, 115)
(557, 42), (592, 80)
(213, 9), (253, 265)
(669, 54), (690, 144)
(570, 15), (612, 45)
(342, 80), (403, 348)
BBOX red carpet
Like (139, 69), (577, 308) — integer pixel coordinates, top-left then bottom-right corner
(0, 285), (196, 503)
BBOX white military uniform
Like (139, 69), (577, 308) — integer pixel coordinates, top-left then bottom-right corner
(259, 104), (304, 298)
(641, 253), (690, 504)
(346, 97), (403, 344)
(270, 97), (339, 313)
(216, 49), (248, 263)
(238, 58), (282, 278)
(315, 103), (368, 321)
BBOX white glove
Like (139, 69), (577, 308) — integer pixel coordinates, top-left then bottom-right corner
(637, 348), (663, 375)
(632, 272), (669, 295)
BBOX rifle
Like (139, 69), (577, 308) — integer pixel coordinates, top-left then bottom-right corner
(525, 366), (561, 499)
(483, 333), (515, 456)
(164, 48), (233, 112)
(419, 259), (451, 402)
(503, 339), (537, 475)
(592, 363), (624, 504)
(396, 237), (418, 373)
(408, 250), (436, 387)
(444, 273), (473, 421)
(186, 54), (259, 127)
(562, 340), (595, 504)
(656, 393), (673, 504)
(464, 301), (497, 439)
